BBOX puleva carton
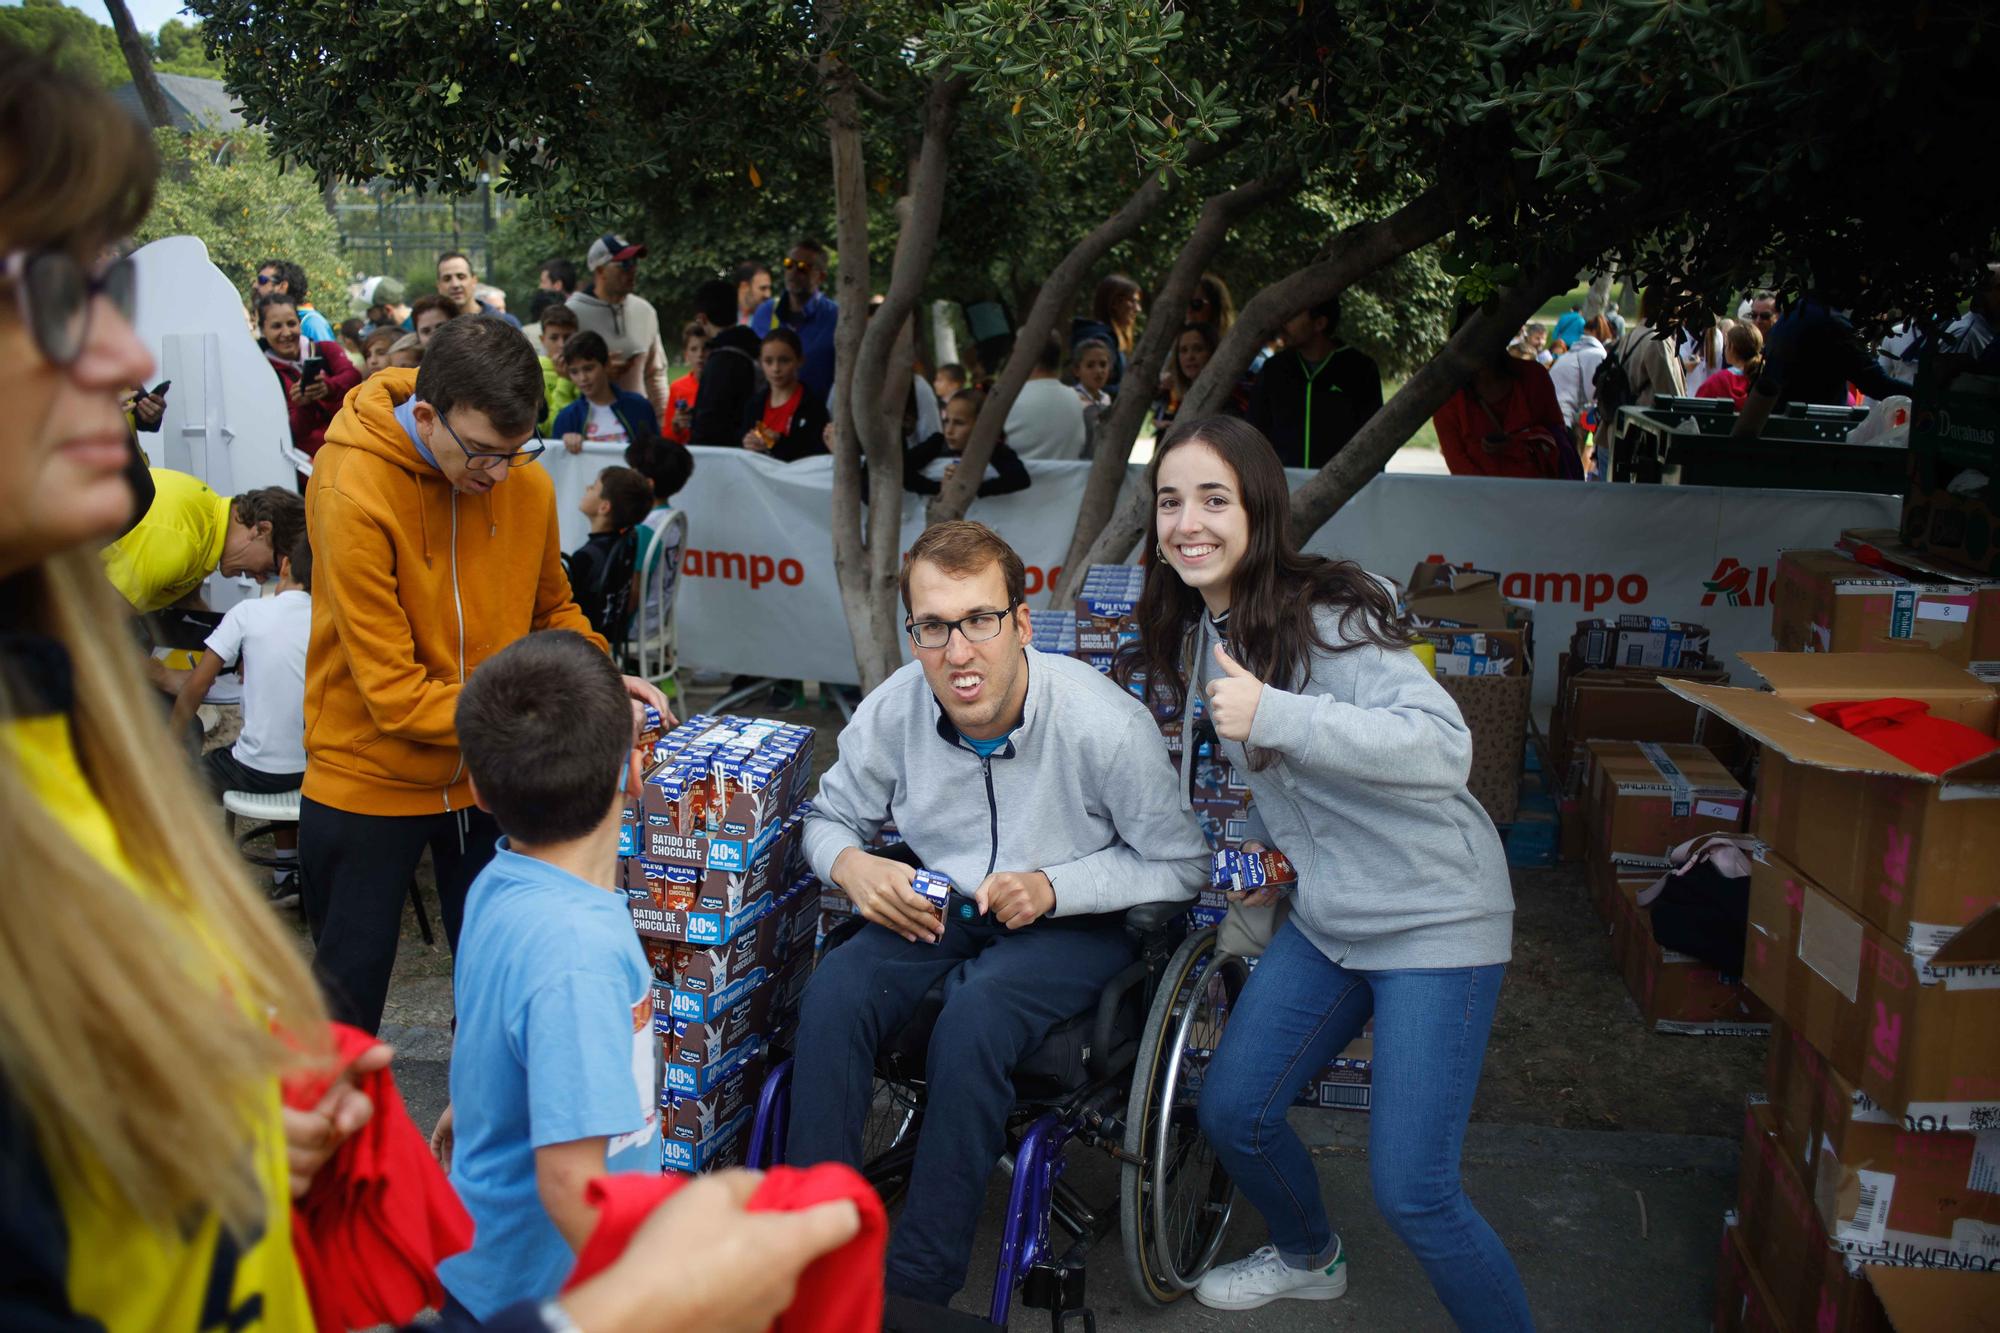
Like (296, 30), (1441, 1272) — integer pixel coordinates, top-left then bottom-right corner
(1663, 652), (2000, 949)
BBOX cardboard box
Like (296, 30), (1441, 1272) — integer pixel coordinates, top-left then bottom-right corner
(645, 881), (812, 1024)
(1766, 1017), (2000, 1267)
(1585, 740), (1747, 862)
(1736, 1100), (1894, 1331)
(660, 1101), (754, 1174)
(1074, 564), (1144, 652)
(1865, 1264), (2000, 1331)
(1839, 527), (2000, 663)
(1405, 561), (1510, 629)
(1439, 674), (1530, 825)
(1549, 656), (1741, 799)
(1413, 628), (1527, 678)
(1609, 879), (1770, 1035)
(1743, 847), (2000, 1130)
(1773, 549), (1984, 666)
(1569, 615), (1713, 671)
(1663, 652), (2000, 946)
(635, 716), (812, 873)
(661, 1051), (764, 1146)
(1294, 1036), (1374, 1112)
(1714, 1216), (1786, 1333)
(627, 871), (779, 945)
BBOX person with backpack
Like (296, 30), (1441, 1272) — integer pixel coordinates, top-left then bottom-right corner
(688, 279), (763, 445)
(1432, 338), (1581, 480)
(566, 465), (652, 646)
(1550, 312), (1617, 477)
(1599, 287), (1686, 459)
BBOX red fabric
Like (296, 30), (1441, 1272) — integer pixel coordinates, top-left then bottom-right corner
(1432, 360), (1575, 478)
(1695, 367), (1750, 408)
(563, 1164), (887, 1332)
(1807, 697), (2000, 775)
(665, 371), (700, 444)
(283, 1022), (474, 1333)
(267, 340), (363, 459)
(760, 387), (805, 441)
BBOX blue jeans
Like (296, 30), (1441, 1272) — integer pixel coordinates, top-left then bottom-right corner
(787, 908), (1134, 1304)
(1198, 919), (1533, 1332)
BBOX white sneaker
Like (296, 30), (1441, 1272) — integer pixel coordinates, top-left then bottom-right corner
(1194, 1240), (1348, 1311)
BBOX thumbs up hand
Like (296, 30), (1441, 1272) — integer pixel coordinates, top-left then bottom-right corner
(1205, 643), (1264, 743)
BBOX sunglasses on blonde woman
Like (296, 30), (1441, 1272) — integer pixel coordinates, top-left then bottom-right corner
(3, 249), (138, 367)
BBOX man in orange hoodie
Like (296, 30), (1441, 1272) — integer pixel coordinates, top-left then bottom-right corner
(299, 314), (672, 1032)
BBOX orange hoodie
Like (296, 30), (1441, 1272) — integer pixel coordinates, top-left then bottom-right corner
(302, 369), (605, 816)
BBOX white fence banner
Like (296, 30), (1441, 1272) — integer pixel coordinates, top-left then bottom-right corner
(547, 444), (1899, 705)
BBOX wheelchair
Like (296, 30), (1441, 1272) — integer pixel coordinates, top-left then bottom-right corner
(745, 901), (1252, 1330)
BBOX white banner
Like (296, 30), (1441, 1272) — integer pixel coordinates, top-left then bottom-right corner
(546, 444), (1899, 706)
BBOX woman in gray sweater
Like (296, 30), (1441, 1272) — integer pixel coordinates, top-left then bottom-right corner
(1122, 417), (1531, 1329)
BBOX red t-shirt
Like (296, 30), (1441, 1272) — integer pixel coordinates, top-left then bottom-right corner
(664, 372), (699, 444)
(1695, 367), (1749, 408)
(760, 387), (804, 441)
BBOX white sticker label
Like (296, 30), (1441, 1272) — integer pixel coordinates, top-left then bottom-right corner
(1970, 1134), (2000, 1196)
(1953, 1216), (2000, 1263)
(1694, 799), (1743, 821)
(1916, 601), (1973, 623)
(1837, 1169), (1896, 1247)
(1906, 920), (1963, 962)
(1932, 960), (2000, 991)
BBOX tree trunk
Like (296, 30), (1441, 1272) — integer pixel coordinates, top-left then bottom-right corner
(1058, 185), (1466, 599)
(821, 32), (901, 691)
(925, 144), (1225, 525)
(1581, 265), (1615, 322)
(1286, 258), (1585, 538)
(1049, 170), (1297, 602)
(105, 0), (174, 131)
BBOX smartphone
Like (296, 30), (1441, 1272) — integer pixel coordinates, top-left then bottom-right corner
(299, 357), (325, 386)
(148, 380), (171, 398)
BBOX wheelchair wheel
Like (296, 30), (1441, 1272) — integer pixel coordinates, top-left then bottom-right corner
(1118, 926), (1246, 1305)
(859, 1076), (923, 1207)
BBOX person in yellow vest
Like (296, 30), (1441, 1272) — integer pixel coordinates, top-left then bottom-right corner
(0, 37), (854, 1333)
(99, 466), (301, 614)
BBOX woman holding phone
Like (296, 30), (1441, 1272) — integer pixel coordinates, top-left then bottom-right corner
(1121, 416), (1530, 1329)
(258, 292), (360, 482)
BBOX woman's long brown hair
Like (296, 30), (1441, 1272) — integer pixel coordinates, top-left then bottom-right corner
(1118, 416), (1410, 767)
(0, 39), (329, 1233)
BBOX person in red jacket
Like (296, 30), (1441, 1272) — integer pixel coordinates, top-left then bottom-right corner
(260, 294), (362, 473)
(1695, 321), (1764, 410)
(1432, 345), (1581, 479)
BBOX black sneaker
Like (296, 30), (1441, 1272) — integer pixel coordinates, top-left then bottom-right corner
(269, 867), (301, 909)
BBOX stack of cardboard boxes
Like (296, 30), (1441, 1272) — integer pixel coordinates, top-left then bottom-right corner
(1578, 737), (1769, 1035)
(1403, 561), (1535, 825)
(1661, 653), (2000, 1329)
(618, 713), (819, 1173)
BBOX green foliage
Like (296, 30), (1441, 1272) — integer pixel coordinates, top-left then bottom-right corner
(135, 130), (349, 312)
(152, 19), (224, 79)
(0, 0), (127, 87)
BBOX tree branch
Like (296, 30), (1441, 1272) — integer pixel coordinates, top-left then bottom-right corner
(105, 0), (174, 130)
(1061, 183), (1468, 597)
(926, 138), (1229, 525)
(1051, 168), (1298, 600)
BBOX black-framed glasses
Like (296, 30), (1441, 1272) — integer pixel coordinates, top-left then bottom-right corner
(3, 249), (137, 367)
(905, 599), (1021, 650)
(433, 408), (547, 471)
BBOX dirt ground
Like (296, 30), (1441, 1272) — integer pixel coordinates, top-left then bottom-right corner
(258, 680), (1762, 1141)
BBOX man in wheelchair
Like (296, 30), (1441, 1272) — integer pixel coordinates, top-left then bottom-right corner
(792, 521), (1208, 1307)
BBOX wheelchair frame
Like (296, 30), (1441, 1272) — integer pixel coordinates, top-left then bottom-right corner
(745, 917), (1250, 1331)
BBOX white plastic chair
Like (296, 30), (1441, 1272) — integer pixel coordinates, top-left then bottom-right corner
(222, 786), (433, 942)
(631, 507), (688, 688)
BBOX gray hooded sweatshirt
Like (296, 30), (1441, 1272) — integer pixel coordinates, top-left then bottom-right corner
(805, 649), (1209, 916)
(1183, 607), (1514, 970)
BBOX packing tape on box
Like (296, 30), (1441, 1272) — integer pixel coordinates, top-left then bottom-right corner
(1638, 741), (1695, 818)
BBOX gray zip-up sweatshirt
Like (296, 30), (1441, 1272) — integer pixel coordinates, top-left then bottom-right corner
(805, 649), (1209, 916)
(1183, 608), (1514, 969)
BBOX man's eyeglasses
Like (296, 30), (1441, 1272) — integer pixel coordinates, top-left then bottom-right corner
(255, 272), (280, 286)
(781, 256), (817, 272)
(906, 600), (1020, 650)
(3, 249), (137, 367)
(1749, 310), (1776, 323)
(433, 409), (547, 471)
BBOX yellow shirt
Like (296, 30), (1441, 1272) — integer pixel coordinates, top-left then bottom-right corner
(3, 710), (312, 1330)
(99, 468), (232, 613)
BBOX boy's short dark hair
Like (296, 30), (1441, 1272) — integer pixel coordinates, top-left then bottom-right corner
(539, 257), (578, 293)
(415, 316), (545, 436)
(760, 327), (804, 358)
(693, 279), (736, 327)
(539, 300), (580, 332)
(597, 466), (653, 531)
(409, 293), (457, 325)
(286, 527), (313, 593)
(1308, 293), (1342, 332)
(680, 320), (707, 346)
(565, 330), (609, 367)
(625, 439), (695, 502)
(232, 487), (306, 566)
(456, 630), (629, 846)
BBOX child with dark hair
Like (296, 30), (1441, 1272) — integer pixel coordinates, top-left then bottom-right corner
(170, 529), (316, 900)
(740, 326), (830, 461)
(932, 361), (967, 404)
(664, 320), (707, 444)
(624, 439), (696, 641)
(537, 302), (581, 433)
(567, 465), (652, 642)
(435, 629), (661, 1321)
(552, 330), (661, 455)
(901, 387), (1030, 498)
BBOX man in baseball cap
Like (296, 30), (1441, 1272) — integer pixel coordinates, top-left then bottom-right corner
(568, 233), (667, 417)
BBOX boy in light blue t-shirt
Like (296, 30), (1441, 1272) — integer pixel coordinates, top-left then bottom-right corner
(433, 629), (660, 1322)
